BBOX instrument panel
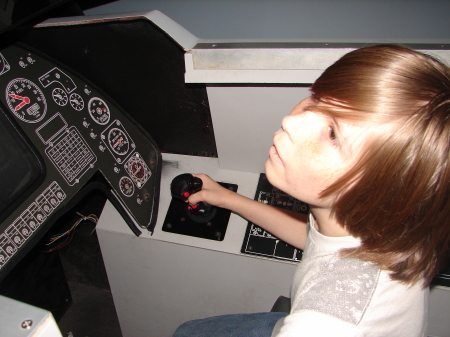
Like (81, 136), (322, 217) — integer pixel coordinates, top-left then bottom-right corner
(0, 44), (161, 276)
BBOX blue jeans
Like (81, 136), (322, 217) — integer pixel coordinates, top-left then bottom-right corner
(172, 312), (288, 337)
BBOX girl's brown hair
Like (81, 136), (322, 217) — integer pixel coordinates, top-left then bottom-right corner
(311, 45), (450, 286)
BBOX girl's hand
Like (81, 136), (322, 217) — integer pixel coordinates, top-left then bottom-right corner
(186, 174), (308, 250)
(186, 173), (236, 209)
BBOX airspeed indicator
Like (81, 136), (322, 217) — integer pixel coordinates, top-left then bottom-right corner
(6, 78), (47, 123)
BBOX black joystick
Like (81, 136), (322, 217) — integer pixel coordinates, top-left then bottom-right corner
(170, 173), (217, 222)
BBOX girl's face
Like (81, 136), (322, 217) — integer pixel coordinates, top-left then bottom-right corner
(265, 97), (369, 209)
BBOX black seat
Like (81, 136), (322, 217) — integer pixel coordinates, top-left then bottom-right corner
(270, 296), (291, 313)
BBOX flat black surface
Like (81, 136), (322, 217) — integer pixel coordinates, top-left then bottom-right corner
(55, 191), (122, 337)
(58, 281), (122, 337)
(0, 105), (45, 224)
(19, 19), (217, 158)
(47, 191), (109, 290)
(0, 241), (72, 322)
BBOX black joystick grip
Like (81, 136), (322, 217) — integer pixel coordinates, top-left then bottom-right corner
(170, 173), (203, 201)
(170, 174), (217, 222)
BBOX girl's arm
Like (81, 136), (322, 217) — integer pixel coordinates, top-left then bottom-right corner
(187, 174), (308, 250)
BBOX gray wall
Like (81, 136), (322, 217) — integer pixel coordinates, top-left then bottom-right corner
(86, 0), (450, 41)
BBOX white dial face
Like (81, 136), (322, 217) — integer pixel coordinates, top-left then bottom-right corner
(52, 88), (68, 106)
(88, 97), (110, 125)
(6, 78), (47, 123)
(69, 93), (84, 111)
(108, 127), (130, 156)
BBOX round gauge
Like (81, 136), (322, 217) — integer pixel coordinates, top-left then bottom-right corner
(119, 176), (134, 197)
(52, 88), (68, 106)
(88, 97), (110, 125)
(108, 127), (130, 156)
(69, 93), (84, 111)
(6, 78), (46, 123)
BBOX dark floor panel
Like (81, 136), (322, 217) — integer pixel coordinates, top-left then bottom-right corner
(0, 191), (122, 336)
(55, 192), (122, 337)
(58, 281), (122, 337)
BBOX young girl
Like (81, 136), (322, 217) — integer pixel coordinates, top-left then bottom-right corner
(173, 45), (450, 337)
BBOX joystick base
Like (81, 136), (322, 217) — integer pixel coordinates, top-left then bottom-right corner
(163, 182), (238, 241)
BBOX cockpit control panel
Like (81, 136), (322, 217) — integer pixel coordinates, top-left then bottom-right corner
(0, 44), (161, 278)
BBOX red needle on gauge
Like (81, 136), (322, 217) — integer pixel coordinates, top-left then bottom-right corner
(114, 137), (123, 148)
(9, 94), (30, 111)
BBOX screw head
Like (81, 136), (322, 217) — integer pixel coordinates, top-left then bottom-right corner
(21, 320), (33, 329)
